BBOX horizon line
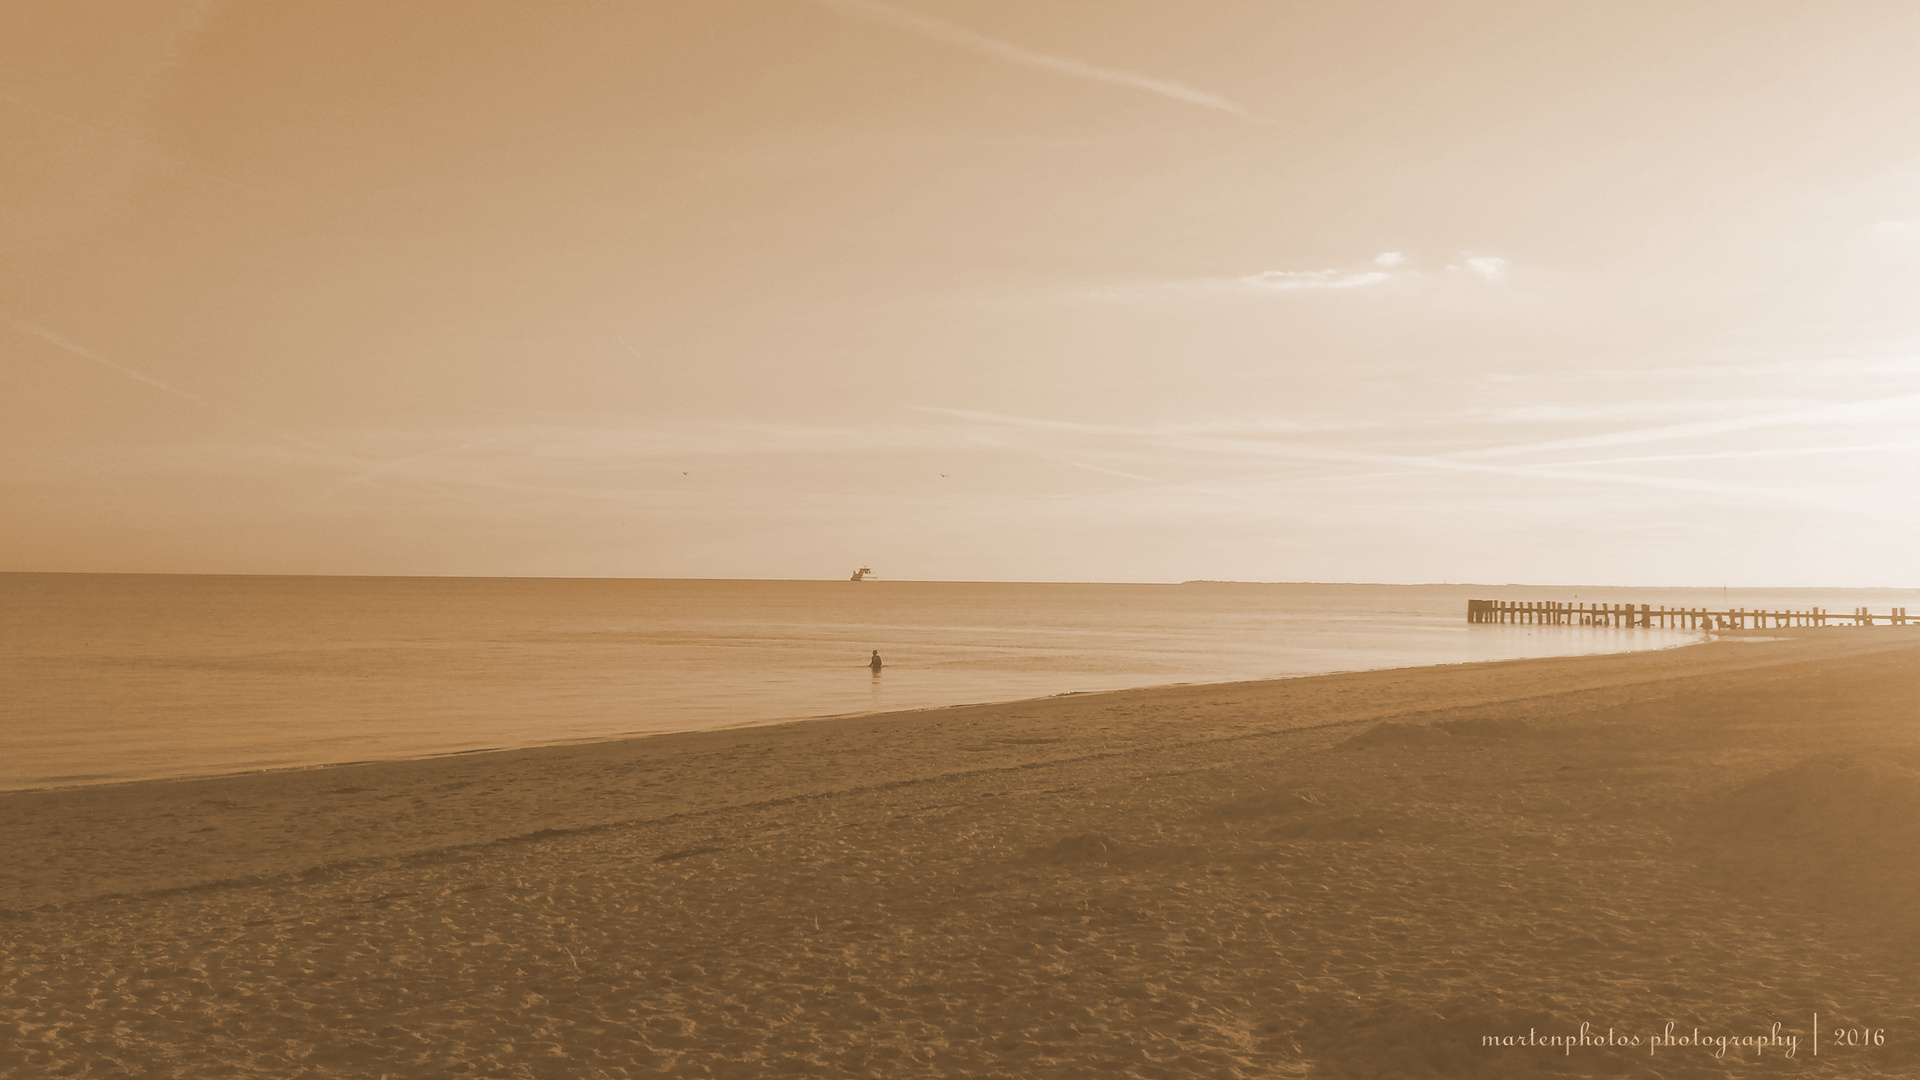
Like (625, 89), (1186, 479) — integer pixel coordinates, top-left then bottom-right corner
(2, 569), (1917, 592)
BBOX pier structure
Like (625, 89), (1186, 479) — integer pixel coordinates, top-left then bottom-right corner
(1466, 600), (1912, 629)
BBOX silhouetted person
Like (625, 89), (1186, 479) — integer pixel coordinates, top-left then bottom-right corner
(869, 650), (883, 673)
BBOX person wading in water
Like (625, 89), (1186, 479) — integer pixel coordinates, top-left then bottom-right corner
(869, 650), (883, 674)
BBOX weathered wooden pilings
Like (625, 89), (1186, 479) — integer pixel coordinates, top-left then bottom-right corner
(1466, 600), (1912, 628)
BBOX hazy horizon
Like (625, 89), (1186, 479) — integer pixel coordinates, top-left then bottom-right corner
(8, 569), (1920, 595)
(6, 2), (1919, 586)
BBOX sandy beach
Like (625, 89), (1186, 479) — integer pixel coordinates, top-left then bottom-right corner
(4, 631), (1919, 1078)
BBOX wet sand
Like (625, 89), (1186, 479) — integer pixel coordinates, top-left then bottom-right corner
(4, 632), (1919, 1078)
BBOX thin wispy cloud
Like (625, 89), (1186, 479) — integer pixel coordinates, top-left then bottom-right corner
(1103, 252), (1514, 299)
(1552, 441), (1920, 468)
(296, 419), (986, 500)
(1062, 459), (1164, 484)
(917, 394), (1920, 521)
(1240, 268), (1394, 291)
(798, 0), (1271, 124)
(1450, 255), (1508, 282)
(1458, 399), (1808, 426)
(925, 408), (1800, 504)
(1602, 356), (1917, 382)
(1454, 393), (1920, 460)
(957, 428), (1264, 503)
(305, 436), (506, 507)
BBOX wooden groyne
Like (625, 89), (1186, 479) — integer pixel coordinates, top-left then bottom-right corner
(1467, 599), (1912, 629)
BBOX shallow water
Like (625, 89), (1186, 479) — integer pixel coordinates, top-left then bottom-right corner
(4, 574), (1911, 790)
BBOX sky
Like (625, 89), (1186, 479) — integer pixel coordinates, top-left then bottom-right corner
(4, 0), (1919, 585)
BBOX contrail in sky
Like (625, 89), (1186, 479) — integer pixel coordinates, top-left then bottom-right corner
(1453, 393), (1920, 460)
(306, 436), (502, 506)
(798, 0), (1272, 124)
(6, 315), (482, 501)
(1, 94), (264, 200)
(3, 315), (347, 457)
(925, 407), (1802, 504)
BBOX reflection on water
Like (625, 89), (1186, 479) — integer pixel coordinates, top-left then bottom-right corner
(4, 575), (1911, 790)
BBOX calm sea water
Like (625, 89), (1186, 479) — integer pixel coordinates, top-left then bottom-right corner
(4, 574), (1915, 791)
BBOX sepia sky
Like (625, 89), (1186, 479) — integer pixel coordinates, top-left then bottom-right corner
(5, 1), (1919, 585)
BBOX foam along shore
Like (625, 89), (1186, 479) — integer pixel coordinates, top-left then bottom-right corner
(4, 631), (1920, 1077)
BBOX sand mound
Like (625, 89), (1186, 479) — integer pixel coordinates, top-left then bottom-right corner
(1341, 722), (1455, 749)
(1435, 717), (1534, 739)
(1696, 753), (1920, 915)
(1343, 717), (1535, 751)
(1705, 753), (1920, 843)
(1193, 785), (1404, 842)
(1198, 791), (1322, 822)
(1034, 831), (1122, 864)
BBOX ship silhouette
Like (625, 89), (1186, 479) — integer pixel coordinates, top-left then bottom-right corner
(850, 566), (875, 581)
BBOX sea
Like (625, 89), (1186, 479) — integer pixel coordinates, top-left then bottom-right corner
(4, 574), (1916, 792)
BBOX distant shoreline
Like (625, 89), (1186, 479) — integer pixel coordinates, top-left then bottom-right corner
(0, 634), (1715, 797)
(25, 624), (1920, 797)
(11, 630), (1915, 810)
